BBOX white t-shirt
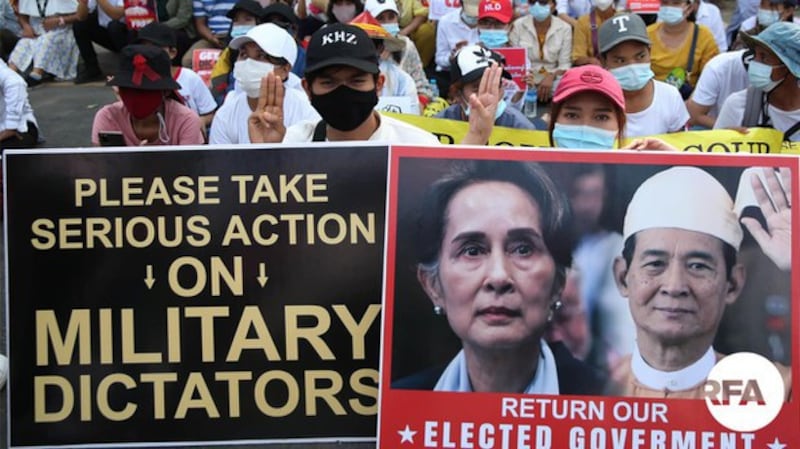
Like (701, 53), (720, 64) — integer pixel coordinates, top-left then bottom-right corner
(714, 88), (800, 142)
(283, 113), (440, 143)
(175, 67), (217, 117)
(435, 9), (479, 70)
(379, 59), (420, 115)
(209, 88), (320, 144)
(626, 80), (689, 137)
(696, 1), (727, 52)
(87, 0), (125, 27)
(690, 49), (749, 117)
(0, 62), (37, 132)
(428, 0), (461, 21)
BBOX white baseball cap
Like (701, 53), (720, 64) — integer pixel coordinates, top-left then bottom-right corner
(364, 0), (399, 17)
(230, 23), (298, 67)
(623, 167), (744, 251)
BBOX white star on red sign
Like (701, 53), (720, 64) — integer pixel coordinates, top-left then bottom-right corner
(766, 437), (786, 449)
(398, 424), (417, 444)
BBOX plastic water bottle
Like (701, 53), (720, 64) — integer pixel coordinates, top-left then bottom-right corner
(430, 78), (440, 99)
(523, 88), (538, 120)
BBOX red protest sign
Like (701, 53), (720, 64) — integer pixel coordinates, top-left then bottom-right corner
(495, 47), (528, 90)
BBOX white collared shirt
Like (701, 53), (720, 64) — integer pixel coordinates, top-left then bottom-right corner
(631, 344), (716, 391)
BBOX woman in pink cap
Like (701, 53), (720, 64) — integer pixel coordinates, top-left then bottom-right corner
(548, 65), (677, 151)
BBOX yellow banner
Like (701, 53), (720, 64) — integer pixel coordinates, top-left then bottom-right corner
(386, 113), (791, 154)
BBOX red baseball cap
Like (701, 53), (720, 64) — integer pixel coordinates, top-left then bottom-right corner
(552, 65), (625, 110)
(478, 0), (513, 24)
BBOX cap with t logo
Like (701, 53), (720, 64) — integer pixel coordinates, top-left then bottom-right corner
(598, 13), (651, 54)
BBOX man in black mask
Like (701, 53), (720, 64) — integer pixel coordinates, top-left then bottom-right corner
(247, 23), (500, 143)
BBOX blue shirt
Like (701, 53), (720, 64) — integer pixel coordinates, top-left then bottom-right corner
(192, 0), (235, 35)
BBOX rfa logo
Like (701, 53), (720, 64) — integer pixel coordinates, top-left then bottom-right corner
(322, 31), (358, 45)
(703, 352), (785, 432)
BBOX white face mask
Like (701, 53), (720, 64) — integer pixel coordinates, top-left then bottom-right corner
(233, 59), (276, 98)
(593, 0), (614, 11)
(332, 3), (357, 22)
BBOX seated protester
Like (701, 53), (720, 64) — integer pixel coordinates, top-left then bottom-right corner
(715, 22), (800, 142)
(434, 0), (480, 95)
(599, 13), (689, 136)
(136, 23), (218, 130)
(158, 0), (198, 63)
(0, 59), (39, 150)
(326, 0), (363, 23)
(92, 45), (205, 145)
(72, 0), (127, 83)
(686, 49), (749, 128)
(9, 0), (81, 85)
(394, 0), (435, 67)
(294, 0), (328, 41)
(439, 45), (544, 130)
(730, 0), (798, 50)
(509, 0), (572, 104)
(693, 0), (728, 52)
(476, 0), (526, 108)
(248, 23), (500, 144)
(646, 0), (718, 100)
(364, 0), (433, 103)
(209, 23), (319, 144)
(571, 0), (618, 67)
(557, 0), (592, 26)
(181, 0), (237, 67)
(350, 12), (420, 114)
(262, 3), (306, 77)
(209, 0), (263, 105)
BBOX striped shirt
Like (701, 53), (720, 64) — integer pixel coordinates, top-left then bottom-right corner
(192, 0), (235, 35)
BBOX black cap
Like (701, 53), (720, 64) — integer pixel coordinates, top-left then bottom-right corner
(108, 44), (181, 90)
(304, 23), (379, 75)
(136, 22), (177, 47)
(226, 0), (264, 20)
(450, 45), (511, 84)
(262, 3), (298, 25)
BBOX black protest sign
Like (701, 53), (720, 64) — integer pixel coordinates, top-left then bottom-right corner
(5, 145), (387, 447)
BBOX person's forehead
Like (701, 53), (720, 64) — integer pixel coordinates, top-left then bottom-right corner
(562, 91), (614, 110)
(607, 40), (649, 56)
(632, 228), (726, 256)
(315, 65), (370, 79)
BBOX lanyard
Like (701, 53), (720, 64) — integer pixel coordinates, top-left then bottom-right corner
(36, 0), (49, 17)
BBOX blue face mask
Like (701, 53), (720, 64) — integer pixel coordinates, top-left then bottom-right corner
(230, 24), (254, 39)
(609, 62), (654, 91)
(465, 98), (508, 120)
(552, 123), (617, 149)
(530, 3), (552, 21)
(382, 22), (401, 36)
(747, 60), (785, 92)
(757, 8), (780, 26)
(479, 29), (509, 48)
(657, 5), (685, 25)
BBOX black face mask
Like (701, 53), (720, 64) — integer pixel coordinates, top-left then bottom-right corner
(311, 84), (379, 131)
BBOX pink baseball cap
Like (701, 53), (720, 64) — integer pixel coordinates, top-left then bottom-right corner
(478, 0), (513, 23)
(552, 65), (625, 110)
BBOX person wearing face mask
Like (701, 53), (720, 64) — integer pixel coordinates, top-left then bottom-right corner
(548, 65), (677, 150)
(571, 0), (616, 67)
(598, 13), (689, 136)
(327, 0), (364, 24)
(715, 22), (800, 142)
(208, 0), (264, 105)
(437, 45), (544, 129)
(434, 0), (481, 94)
(509, 0), (572, 104)
(646, 0), (718, 100)
(476, 0), (513, 50)
(92, 44), (204, 146)
(248, 23), (501, 144)
(364, 0), (433, 103)
(209, 23), (319, 144)
(730, 0), (798, 50)
(686, 50), (749, 128)
(349, 11), (420, 114)
(137, 23), (218, 132)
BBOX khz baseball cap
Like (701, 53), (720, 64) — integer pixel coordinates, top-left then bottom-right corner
(623, 167), (744, 251)
(553, 65), (625, 110)
(364, 0), (399, 17)
(229, 23), (298, 66)
(598, 13), (651, 54)
(305, 23), (379, 75)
